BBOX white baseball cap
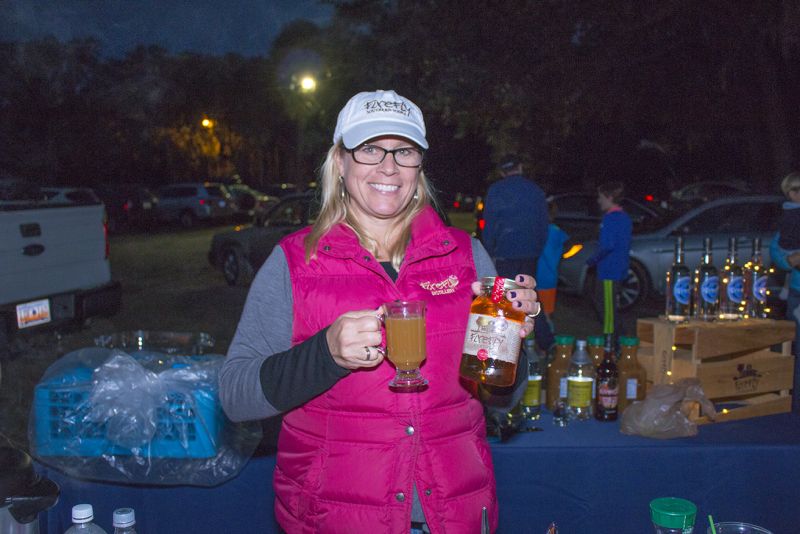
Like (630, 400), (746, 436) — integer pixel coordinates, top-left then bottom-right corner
(333, 90), (428, 149)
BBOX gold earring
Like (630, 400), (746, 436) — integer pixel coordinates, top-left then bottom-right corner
(339, 176), (346, 200)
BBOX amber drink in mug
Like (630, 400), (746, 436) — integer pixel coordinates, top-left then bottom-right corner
(385, 300), (428, 388)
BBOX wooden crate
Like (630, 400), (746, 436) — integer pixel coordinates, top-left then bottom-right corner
(636, 317), (795, 424)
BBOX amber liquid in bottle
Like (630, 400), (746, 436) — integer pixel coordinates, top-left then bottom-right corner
(460, 277), (527, 387)
(594, 335), (619, 421)
(545, 336), (574, 410)
(617, 337), (646, 414)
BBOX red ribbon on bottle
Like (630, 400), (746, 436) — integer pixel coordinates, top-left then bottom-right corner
(490, 277), (505, 303)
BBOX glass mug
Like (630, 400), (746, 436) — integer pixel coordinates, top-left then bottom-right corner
(384, 300), (428, 388)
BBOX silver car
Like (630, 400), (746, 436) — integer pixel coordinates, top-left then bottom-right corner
(558, 195), (784, 311)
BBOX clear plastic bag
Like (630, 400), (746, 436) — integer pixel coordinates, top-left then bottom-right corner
(620, 378), (717, 439)
(29, 340), (261, 486)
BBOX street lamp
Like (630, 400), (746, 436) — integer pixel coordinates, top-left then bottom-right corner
(299, 75), (317, 93)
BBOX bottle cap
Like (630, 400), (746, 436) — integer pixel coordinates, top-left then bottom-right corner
(72, 504), (94, 523)
(113, 508), (136, 527)
(649, 497), (697, 529)
(554, 334), (575, 346)
(571, 340), (590, 364)
(587, 335), (604, 347)
(619, 336), (639, 347)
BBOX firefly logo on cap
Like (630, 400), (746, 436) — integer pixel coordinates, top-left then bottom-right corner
(363, 99), (413, 116)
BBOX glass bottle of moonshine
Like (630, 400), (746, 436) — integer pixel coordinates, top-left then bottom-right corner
(665, 236), (691, 322)
(594, 334), (619, 421)
(616, 336), (647, 414)
(460, 277), (527, 386)
(567, 339), (595, 421)
(545, 335), (574, 411)
(693, 237), (718, 321)
(520, 334), (543, 420)
(746, 237), (768, 318)
(719, 237), (744, 320)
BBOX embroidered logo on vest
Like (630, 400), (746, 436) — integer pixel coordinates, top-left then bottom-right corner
(420, 275), (459, 295)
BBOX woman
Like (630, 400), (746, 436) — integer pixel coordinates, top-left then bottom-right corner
(219, 90), (539, 533)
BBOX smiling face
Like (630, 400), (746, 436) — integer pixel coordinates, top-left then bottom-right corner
(335, 135), (421, 232)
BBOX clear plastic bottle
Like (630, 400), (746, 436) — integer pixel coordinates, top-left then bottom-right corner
(587, 335), (604, 369)
(113, 508), (137, 534)
(520, 334), (542, 420)
(617, 336), (647, 414)
(65, 504), (109, 534)
(566, 339), (595, 420)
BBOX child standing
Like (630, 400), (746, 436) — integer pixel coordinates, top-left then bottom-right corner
(535, 200), (569, 326)
(585, 182), (632, 350)
(769, 171), (800, 413)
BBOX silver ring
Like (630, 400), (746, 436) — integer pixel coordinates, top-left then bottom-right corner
(364, 346), (372, 361)
(526, 303), (542, 319)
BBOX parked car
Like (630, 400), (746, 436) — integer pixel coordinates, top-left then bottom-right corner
(262, 182), (300, 198)
(208, 193), (318, 285)
(473, 191), (666, 241)
(40, 186), (101, 205)
(670, 180), (750, 206)
(93, 184), (159, 233)
(156, 182), (237, 228)
(558, 195), (784, 312)
(226, 184), (278, 224)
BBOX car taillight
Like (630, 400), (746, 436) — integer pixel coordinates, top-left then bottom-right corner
(199, 199), (206, 205)
(453, 200), (461, 209)
(644, 194), (654, 202)
(478, 219), (485, 230)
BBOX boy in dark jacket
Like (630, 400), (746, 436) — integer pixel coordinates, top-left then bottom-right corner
(586, 182), (632, 350)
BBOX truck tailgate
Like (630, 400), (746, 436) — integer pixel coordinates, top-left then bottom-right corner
(0, 204), (111, 304)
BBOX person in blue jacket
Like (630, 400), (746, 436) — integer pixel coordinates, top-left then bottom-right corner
(586, 182), (632, 351)
(769, 170), (800, 413)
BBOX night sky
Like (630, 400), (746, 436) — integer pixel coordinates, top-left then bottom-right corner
(0, 0), (334, 57)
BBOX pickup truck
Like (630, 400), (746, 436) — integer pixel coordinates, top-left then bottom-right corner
(0, 182), (121, 350)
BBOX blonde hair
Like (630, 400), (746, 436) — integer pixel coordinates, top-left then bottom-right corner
(303, 142), (436, 271)
(780, 172), (800, 196)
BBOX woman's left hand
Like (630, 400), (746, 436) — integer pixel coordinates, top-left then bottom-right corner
(471, 274), (540, 338)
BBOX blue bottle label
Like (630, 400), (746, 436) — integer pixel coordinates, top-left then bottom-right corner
(673, 276), (691, 305)
(701, 276), (718, 303)
(727, 275), (744, 302)
(753, 275), (767, 303)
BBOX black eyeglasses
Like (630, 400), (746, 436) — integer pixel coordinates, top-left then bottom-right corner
(347, 144), (424, 168)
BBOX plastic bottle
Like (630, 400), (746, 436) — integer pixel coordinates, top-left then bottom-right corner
(520, 334), (543, 420)
(617, 336), (647, 414)
(545, 335), (574, 411)
(587, 335), (604, 369)
(113, 508), (137, 534)
(65, 504), (108, 534)
(566, 339), (594, 420)
(650, 497), (697, 533)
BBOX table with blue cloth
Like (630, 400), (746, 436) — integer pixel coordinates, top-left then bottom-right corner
(38, 412), (800, 533)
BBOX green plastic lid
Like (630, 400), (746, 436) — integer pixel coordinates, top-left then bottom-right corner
(649, 497), (697, 529)
(554, 335), (575, 346)
(619, 336), (640, 347)
(587, 335), (604, 347)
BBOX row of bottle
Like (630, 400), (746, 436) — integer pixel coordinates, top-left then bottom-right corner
(65, 504), (136, 533)
(665, 235), (771, 322)
(518, 334), (647, 422)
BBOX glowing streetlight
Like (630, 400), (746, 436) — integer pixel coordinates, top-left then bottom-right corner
(201, 117), (214, 129)
(299, 75), (317, 93)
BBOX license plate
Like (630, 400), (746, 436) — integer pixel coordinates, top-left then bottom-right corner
(16, 299), (52, 329)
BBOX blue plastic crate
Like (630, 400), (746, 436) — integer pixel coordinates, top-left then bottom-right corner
(33, 360), (223, 459)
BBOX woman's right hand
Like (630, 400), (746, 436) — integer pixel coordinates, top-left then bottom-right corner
(326, 307), (385, 370)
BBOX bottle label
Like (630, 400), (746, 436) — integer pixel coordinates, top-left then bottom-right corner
(727, 275), (744, 302)
(626, 378), (638, 399)
(753, 275), (767, 303)
(673, 275), (691, 305)
(598, 380), (619, 408)
(567, 377), (592, 408)
(463, 313), (522, 364)
(490, 277), (505, 303)
(701, 276), (719, 303)
(522, 376), (542, 406)
(559, 377), (568, 398)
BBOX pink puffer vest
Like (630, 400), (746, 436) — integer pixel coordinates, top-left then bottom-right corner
(274, 207), (498, 534)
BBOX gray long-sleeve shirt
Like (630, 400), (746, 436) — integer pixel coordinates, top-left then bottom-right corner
(218, 237), (528, 422)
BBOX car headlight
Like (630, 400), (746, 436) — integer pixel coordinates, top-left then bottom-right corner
(562, 244), (583, 259)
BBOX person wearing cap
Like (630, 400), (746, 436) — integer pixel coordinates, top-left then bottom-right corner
(481, 155), (553, 352)
(219, 89), (540, 533)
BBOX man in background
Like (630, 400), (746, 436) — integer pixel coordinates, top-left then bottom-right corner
(482, 154), (552, 351)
